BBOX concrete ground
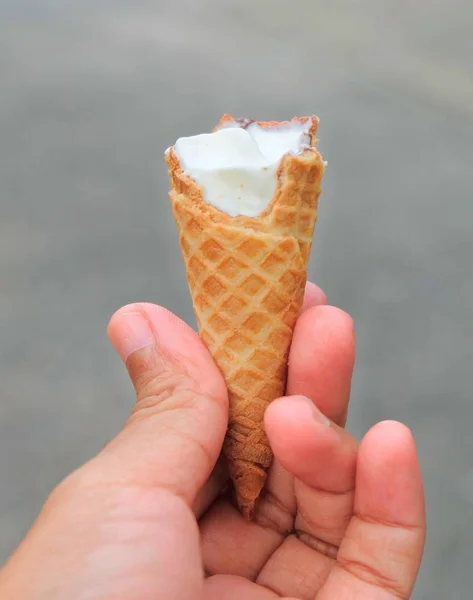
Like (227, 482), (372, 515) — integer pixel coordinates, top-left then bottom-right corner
(1, 1), (472, 597)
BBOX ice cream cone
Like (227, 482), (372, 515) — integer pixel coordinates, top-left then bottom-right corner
(165, 116), (325, 518)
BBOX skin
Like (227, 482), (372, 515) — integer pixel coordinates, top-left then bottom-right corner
(0, 282), (426, 599)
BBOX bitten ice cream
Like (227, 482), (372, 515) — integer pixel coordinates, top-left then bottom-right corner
(169, 117), (317, 217)
(165, 115), (325, 519)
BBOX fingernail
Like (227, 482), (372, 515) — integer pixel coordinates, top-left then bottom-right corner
(112, 310), (155, 362)
(300, 396), (331, 426)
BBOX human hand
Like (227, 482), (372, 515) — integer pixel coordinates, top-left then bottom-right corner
(0, 283), (426, 599)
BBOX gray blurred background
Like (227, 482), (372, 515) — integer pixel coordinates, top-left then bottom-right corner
(1, 0), (472, 597)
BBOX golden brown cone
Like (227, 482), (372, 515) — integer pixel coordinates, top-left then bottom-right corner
(165, 116), (325, 518)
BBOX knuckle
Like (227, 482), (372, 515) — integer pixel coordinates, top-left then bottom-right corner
(131, 379), (201, 422)
(253, 489), (295, 534)
(296, 530), (339, 558)
(129, 367), (225, 431)
(137, 369), (196, 402)
(134, 368), (197, 407)
(296, 487), (355, 540)
(337, 556), (408, 598)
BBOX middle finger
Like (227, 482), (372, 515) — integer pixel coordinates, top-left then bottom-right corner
(257, 397), (358, 598)
(288, 304), (356, 426)
(256, 304), (356, 522)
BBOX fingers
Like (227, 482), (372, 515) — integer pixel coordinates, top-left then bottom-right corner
(258, 304), (355, 531)
(256, 397), (357, 597)
(265, 396), (357, 495)
(287, 305), (355, 426)
(88, 303), (229, 505)
(318, 421), (426, 599)
(355, 422), (425, 528)
(302, 281), (327, 311)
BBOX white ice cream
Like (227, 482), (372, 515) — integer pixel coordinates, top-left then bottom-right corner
(170, 119), (313, 217)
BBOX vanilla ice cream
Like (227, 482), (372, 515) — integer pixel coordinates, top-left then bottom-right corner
(168, 118), (316, 218)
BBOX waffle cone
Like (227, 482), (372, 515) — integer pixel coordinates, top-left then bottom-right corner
(165, 116), (325, 518)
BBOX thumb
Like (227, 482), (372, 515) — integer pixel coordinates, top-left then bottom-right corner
(0, 304), (228, 600)
(90, 303), (228, 505)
